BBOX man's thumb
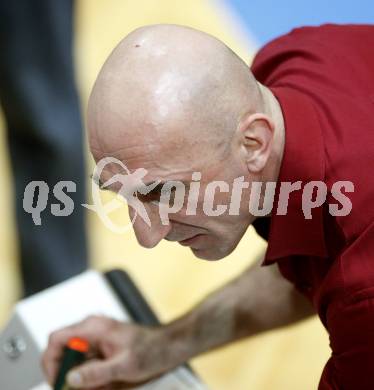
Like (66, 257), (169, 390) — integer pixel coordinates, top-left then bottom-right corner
(67, 359), (116, 388)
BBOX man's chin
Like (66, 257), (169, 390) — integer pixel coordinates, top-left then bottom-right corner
(190, 246), (233, 261)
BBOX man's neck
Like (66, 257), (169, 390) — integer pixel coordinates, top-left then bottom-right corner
(257, 82), (285, 182)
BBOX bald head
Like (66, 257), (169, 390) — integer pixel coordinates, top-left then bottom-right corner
(88, 24), (263, 166)
(87, 24), (286, 259)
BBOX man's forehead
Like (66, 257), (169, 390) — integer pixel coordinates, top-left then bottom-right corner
(90, 127), (158, 158)
(91, 134), (208, 173)
(88, 85), (220, 175)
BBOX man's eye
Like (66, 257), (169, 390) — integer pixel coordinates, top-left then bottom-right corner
(136, 190), (161, 203)
(136, 188), (178, 206)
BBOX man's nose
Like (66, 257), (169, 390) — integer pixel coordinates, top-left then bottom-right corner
(129, 203), (172, 248)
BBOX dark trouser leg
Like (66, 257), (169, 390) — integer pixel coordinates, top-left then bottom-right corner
(0, 0), (88, 296)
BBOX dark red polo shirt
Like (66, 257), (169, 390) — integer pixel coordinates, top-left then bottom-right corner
(251, 24), (374, 389)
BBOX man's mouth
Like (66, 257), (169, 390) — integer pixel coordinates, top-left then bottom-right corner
(178, 234), (204, 246)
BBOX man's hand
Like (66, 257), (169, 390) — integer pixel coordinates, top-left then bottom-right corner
(42, 260), (314, 389)
(42, 315), (178, 389)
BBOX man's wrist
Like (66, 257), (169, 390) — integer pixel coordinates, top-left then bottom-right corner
(160, 311), (201, 367)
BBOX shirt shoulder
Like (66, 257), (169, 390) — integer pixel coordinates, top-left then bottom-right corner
(251, 24), (374, 92)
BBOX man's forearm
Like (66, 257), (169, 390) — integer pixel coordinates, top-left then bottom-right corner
(163, 257), (315, 364)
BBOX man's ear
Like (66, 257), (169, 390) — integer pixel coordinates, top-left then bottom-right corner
(238, 112), (275, 173)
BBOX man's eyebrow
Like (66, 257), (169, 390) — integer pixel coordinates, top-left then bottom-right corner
(139, 180), (191, 194)
(90, 175), (191, 194)
(144, 181), (164, 188)
(136, 181), (165, 195)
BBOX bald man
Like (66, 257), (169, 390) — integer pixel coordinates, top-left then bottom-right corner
(43, 24), (374, 389)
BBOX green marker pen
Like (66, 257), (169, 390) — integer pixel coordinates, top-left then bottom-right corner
(53, 337), (89, 390)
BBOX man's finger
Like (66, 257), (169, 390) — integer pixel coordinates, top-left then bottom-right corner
(42, 323), (82, 383)
(67, 358), (119, 389)
(42, 316), (113, 384)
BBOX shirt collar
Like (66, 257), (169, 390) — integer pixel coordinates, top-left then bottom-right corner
(259, 86), (327, 264)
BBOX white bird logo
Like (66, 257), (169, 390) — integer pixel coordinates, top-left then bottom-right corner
(83, 157), (160, 233)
